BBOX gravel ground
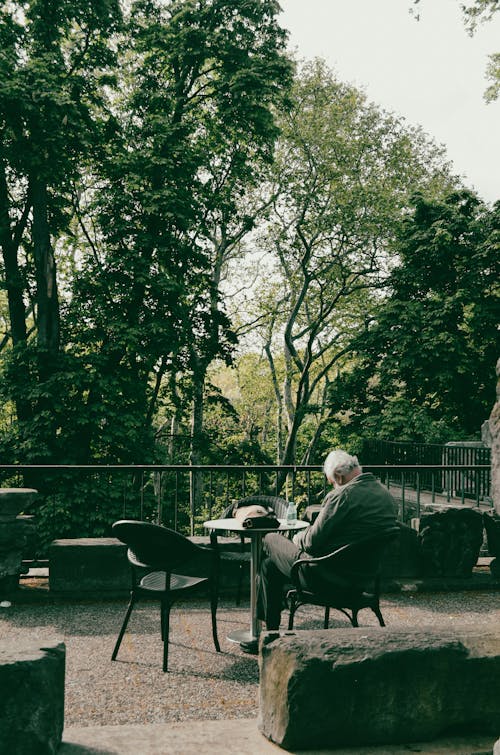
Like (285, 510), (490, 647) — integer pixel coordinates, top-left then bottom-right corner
(1, 590), (499, 728)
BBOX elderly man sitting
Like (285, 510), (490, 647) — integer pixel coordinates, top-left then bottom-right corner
(243, 449), (397, 652)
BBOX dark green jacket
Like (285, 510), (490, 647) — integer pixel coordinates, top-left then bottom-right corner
(293, 472), (397, 557)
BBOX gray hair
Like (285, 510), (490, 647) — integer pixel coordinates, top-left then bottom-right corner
(323, 449), (361, 480)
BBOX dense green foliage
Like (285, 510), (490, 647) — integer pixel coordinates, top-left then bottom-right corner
(327, 190), (500, 444)
(223, 59), (456, 468)
(0, 0), (291, 467)
(0, 2), (497, 547)
(0, 0), (123, 464)
(0, 0), (291, 544)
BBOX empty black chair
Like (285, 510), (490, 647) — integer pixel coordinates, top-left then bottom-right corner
(214, 495), (289, 605)
(111, 519), (220, 672)
(287, 526), (400, 630)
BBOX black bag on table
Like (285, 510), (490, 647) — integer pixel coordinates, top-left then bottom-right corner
(233, 504), (280, 530)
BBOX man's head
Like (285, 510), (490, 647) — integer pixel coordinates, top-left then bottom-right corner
(323, 449), (362, 487)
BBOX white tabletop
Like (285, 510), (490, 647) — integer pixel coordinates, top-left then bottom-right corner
(204, 517), (308, 534)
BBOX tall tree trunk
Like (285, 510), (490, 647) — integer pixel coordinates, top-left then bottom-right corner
(0, 177), (28, 345)
(31, 178), (59, 353)
(264, 340), (283, 463)
(190, 362), (205, 535)
(168, 414), (178, 461)
(0, 158), (33, 425)
(30, 178), (60, 462)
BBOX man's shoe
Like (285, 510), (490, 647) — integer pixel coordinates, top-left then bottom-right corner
(239, 639), (259, 655)
(262, 631), (280, 646)
(240, 631), (281, 655)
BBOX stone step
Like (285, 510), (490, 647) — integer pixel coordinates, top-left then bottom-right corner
(60, 718), (497, 754)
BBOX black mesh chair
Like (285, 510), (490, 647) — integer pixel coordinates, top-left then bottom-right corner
(111, 519), (220, 672)
(214, 495), (289, 605)
(287, 526), (400, 630)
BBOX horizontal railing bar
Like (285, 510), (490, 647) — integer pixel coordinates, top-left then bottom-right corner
(0, 464), (491, 472)
(4, 461), (491, 558)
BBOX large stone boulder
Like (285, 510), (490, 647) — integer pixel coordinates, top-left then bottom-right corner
(48, 535), (250, 599)
(483, 511), (500, 578)
(49, 537), (129, 596)
(418, 507), (484, 577)
(380, 522), (421, 578)
(0, 488), (37, 521)
(0, 642), (65, 754)
(0, 489), (38, 595)
(489, 357), (500, 515)
(258, 628), (500, 750)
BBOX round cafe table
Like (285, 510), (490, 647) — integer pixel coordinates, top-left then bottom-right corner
(204, 517), (308, 645)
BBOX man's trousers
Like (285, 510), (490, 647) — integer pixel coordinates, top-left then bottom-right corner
(256, 533), (303, 630)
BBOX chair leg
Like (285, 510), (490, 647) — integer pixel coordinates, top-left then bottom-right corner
(236, 563), (244, 606)
(210, 580), (221, 652)
(323, 606), (330, 629)
(372, 604), (386, 627)
(288, 598), (296, 630)
(160, 601), (166, 640)
(161, 598), (171, 672)
(112, 591), (136, 661)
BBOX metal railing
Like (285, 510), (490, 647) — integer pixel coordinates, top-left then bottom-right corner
(362, 439), (491, 499)
(1, 462), (492, 559)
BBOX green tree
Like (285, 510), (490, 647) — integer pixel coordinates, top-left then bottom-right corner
(241, 58), (454, 470)
(0, 0), (122, 461)
(341, 190), (500, 441)
(463, 0), (500, 101)
(209, 354), (280, 459)
(62, 0), (291, 467)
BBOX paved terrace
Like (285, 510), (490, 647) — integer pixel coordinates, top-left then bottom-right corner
(1, 579), (500, 754)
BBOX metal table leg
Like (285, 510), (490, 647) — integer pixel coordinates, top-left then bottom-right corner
(227, 532), (262, 644)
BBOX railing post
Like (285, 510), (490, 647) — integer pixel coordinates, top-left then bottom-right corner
(416, 472), (421, 519)
(174, 470), (179, 531)
(157, 471), (163, 524)
(189, 468), (196, 536)
(401, 471), (406, 522)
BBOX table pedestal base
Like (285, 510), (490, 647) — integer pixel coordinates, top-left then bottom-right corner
(227, 628), (260, 645)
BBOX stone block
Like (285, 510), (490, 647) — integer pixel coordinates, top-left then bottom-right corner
(0, 642), (65, 754)
(381, 522), (421, 578)
(0, 488), (38, 521)
(0, 549), (24, 580)
(48, 535), (251, 599)
(49, 537), (129, 595)
(0, 519), (30, 549)
(258, 628), (500, 750)
(0, 491), (38, 593)
(419, 507), (484, 577)
(484, 512), (500, 557)
(0, 520), (34, 592)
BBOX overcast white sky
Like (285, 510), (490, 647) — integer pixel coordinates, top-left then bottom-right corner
(278, 0), (500, 204)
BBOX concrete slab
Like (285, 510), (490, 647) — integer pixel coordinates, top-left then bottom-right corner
(60, 719), (496, 754)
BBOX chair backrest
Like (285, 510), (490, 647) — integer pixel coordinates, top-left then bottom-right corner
(294, 525), (401, 591)
(224, 495), (288, 519)
(112, 519), (203, 571)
